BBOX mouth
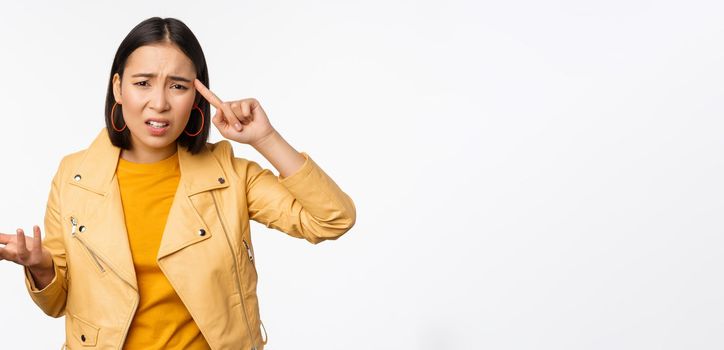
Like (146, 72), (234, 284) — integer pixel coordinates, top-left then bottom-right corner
(145, 119), (170, 129)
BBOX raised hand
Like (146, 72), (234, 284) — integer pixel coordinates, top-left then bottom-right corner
(0, 225), (52, 270)
(194, 79), (277, 146)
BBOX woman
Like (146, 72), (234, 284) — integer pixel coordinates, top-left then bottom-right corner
(0, 17), (356, 349)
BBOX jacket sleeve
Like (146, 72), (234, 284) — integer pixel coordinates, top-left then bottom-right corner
(23, 162), (68, 318)
(241, 151), (356, 244)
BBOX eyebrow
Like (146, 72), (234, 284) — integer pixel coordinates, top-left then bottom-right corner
(130, 73), (192, 83)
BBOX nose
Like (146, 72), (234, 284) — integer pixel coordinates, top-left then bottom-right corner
(149, 84), (170, 112)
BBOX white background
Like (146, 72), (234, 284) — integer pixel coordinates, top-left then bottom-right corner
(1, 1), (723, 349)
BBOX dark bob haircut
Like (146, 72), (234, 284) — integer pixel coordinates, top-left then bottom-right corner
(104, 17), (210, 154)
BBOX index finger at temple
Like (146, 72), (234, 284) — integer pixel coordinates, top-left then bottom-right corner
(194, 79), (224, 109)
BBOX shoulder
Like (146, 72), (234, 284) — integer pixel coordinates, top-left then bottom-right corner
(205, 139), (234, 159)
(204, 140), (266, 180)
(53, 148), (88, 181)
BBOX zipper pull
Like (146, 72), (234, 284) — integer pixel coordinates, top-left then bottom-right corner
(243, 240), (254, 263)
(70, 216), (78, 235)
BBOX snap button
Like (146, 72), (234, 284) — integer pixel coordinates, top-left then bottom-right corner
(198, 229), (206, 236)
(81, 334), (86, 342)
(218, 177), (225, 184)
(79, 226), (86, 233)
(73, 174), (81, 182)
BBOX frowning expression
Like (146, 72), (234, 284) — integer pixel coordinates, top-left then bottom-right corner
(112, 43), (197, 155)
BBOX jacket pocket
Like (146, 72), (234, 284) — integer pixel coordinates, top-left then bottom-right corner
(69, 216), (106, 274)
(71, 314), (100, 347)
(242, 238), (258, 278)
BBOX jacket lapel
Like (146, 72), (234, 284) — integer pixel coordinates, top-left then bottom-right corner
(156, 142), (229, 259)
(67, 128), (230, 290)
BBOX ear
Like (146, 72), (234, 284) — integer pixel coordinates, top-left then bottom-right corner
(112, 73), (123, 104)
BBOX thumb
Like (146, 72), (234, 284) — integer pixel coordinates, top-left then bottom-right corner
(211, 107), (226, 128)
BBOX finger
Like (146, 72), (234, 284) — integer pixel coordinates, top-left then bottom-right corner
(0, 233), (13, 245)
(0, 246), (6, 261)
(230, 102), (242, 118)
(242, 101), (252, 119)
(239, 102), (252, 124)
(211, 108), (226, 128)
(193, 79), (224, 110)
(16, 228), (27, 256)
(231, 102), (249, 125)
(221, 102), (244, 132)
(32, 225), (42, 252)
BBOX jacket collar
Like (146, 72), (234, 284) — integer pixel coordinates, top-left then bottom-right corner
(70, 128), (229, 195)
(66, 128), (230, 291)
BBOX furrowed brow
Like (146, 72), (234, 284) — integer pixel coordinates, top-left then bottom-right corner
(131, 73), (192, 83)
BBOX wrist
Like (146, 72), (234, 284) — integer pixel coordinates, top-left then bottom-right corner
(251, 129), (281, 151)
(28, 251), (53, 273)
(27, 257), (55, 290)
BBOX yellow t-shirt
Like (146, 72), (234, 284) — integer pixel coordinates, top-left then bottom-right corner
(117, 152), (211, 350)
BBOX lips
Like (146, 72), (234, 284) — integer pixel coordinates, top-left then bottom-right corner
(145, 118), (170, 128)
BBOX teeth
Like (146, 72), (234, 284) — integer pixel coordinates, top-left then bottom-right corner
(147, 121), (169, 128)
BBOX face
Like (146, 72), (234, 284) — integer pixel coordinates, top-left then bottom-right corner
(112, 43), (197, 157)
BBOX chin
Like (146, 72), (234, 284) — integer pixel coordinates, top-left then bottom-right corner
(142, 136), (177, 150)
(130, 127), (181, 150)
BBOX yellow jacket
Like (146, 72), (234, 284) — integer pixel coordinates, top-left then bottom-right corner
(23, 128), (356, 349)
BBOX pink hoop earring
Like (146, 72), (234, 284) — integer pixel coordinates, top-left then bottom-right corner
(185, 104), (205, 137)
(111, 102), (127, 132)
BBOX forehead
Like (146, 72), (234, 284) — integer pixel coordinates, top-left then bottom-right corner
(124, 43), (195, 76)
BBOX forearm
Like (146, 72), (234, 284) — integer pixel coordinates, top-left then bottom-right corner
(24, 259), (67, 317)
(251, 129), (306, 179)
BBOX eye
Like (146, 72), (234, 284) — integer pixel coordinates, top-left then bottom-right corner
(134, 81), (149, 87)
(171, 83), (188, 90)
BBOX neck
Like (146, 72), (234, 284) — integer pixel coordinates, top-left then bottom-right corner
(121, 142), (177, 163)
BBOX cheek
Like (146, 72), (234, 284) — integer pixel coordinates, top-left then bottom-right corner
(121, 90), (146, 115)
(175, 91), (195, 107)
(172, 96), (196, 117)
